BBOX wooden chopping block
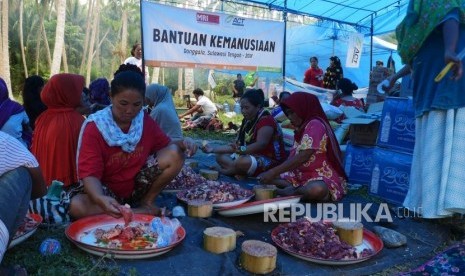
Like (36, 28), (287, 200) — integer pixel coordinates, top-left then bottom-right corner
(203, 227), (236, 254)
(241, 240), (277, 274)
(253, 185), (276, 201)
(333, 221), (364, 246)
(188, 200), (213, 218)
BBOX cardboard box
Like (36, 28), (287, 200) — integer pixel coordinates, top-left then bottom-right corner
(344, 143), (375, 185)
(341, 105), (382, 146)
(370, 147), (412, 205)
(344, 118), (380, 146)
(377, 97), (415, 153)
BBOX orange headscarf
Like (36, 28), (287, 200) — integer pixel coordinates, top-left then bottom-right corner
(31, 74), (85, 187)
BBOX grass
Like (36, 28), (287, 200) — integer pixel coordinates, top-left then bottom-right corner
(3, 225), (123, 275)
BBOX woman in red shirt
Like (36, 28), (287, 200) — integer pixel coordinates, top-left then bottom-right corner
(202, 89), (286, 179)
(258, 92), (347, 202)
(303, 56), (324, 87)
(69, 65), (197, 219)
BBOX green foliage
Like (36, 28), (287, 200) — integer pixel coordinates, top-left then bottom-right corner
(212, 73), (235, 96)
(3, 225), (121, 275)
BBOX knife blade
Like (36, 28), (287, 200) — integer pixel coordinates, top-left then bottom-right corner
(434, 47), (465, 82)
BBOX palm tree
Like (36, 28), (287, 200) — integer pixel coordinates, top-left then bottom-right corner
(1, 0), (13, 98)
(50, 0), (67, 75)
(19, 0), (28, 78)
(79, 0), (93, 75)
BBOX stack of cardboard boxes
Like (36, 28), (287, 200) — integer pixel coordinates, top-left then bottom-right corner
(344, 97), (415, 205)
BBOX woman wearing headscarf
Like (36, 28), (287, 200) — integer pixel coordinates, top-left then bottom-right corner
(31, 74), (86, 187)
(145, 84), (183, 141)
(396, 1), (465, 218)
(323, 56), (343, 89)
(202, 89), (286, 179)
(258, 92), (347, 202)
(88, 78), (111, 113)
(0, 78), (31, 147)
(69, 66), (196, 218)
(22, 75), (46, 130)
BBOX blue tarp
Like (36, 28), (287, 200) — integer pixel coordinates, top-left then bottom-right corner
(239, 0), (409, 35)
(285, 22), (403, 88)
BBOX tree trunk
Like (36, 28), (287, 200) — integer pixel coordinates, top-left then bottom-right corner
(35, 28), (41, 75)
(1, 0), (13, 98)
(40, 0), (52, 69)
(120, 10), (128, 64)
(152, 67), (160, 84)
(50, 0), (67, 75)
(184, 68), (194, 92)
(19, 0), (28, 78)
(86, 0), (99, 85)
(79, 0), (93, 75)
(177, 68), (183, 99)
(62, 43), (68, 73)
(95, 13), (101, 72)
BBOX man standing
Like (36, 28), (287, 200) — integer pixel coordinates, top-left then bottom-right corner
(303, 56), (324, 87)
(232, 73), (245, 101)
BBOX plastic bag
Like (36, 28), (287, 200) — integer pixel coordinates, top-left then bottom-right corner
(151, 217), (181, 247)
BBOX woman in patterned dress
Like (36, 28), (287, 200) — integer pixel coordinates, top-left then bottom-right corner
(258, 92), (347, 202)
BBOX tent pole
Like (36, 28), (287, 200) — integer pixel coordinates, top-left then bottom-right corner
(282, 0), (287, 82)
(370, 14), (374, 73)
(140, 0), (146, 79)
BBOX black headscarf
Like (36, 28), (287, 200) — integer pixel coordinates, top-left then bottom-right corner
(22, 75), (46, 129)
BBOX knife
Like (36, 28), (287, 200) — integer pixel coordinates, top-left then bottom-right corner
(434, 47), (465, 82)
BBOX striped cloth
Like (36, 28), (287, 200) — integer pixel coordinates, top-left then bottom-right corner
(0, 131), (38, 176)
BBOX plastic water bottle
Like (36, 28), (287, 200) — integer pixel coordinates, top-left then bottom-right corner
(223, 102), (230, 112)
(380, 112), (391, 142)
(370, 164), (380, 193)
(344, 153), (352, 176)
(234, 102), (240, 114)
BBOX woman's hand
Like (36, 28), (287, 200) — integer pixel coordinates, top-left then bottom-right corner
(201, 143), (215, 153)
(445, 49), (463, 80)
(182, 137), (197, 157)
(229, 143), (238, 152)
(96, 195), (122, 218)
(257, 169), (276, 184)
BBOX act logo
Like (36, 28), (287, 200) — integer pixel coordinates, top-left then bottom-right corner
(225, 15), (245, 26)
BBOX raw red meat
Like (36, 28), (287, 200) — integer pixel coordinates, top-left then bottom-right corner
(117, 204), (133, 226)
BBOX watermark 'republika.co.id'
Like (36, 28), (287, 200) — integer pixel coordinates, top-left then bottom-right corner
(263, 203), (396, 223)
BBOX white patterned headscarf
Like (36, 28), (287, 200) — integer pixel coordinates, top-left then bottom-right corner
(77, 105), (144, 153)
